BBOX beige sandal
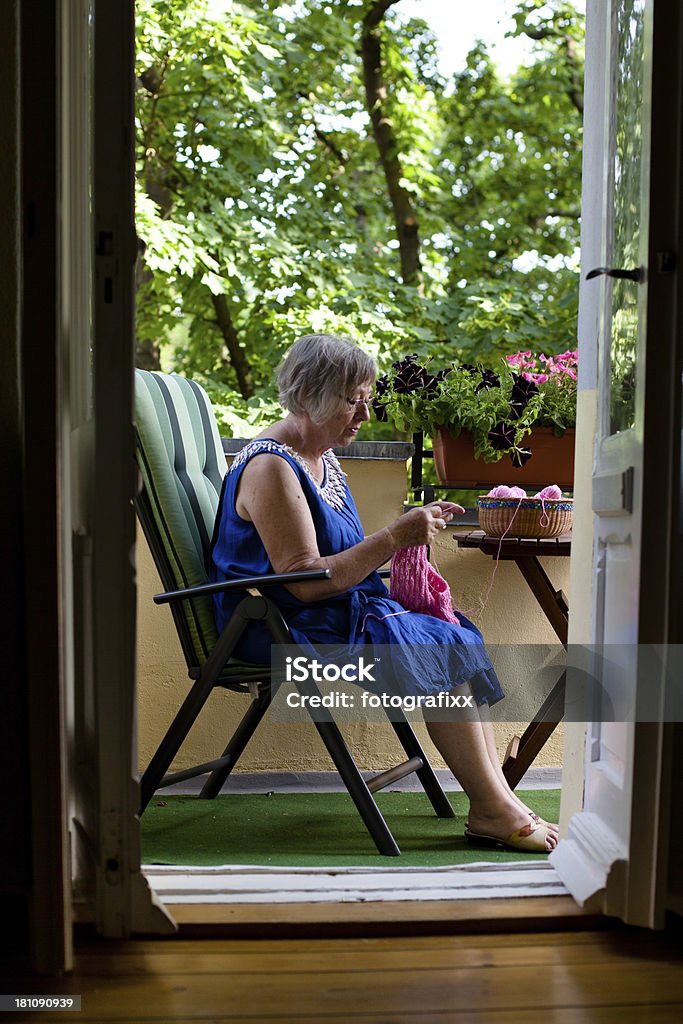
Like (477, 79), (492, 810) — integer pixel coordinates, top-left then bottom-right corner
(531, 812), (559, 832)
(466, 813), (558, 833)
(464, 819), (555, 853)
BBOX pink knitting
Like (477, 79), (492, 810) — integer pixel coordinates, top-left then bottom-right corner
(389, 545), (461, 625)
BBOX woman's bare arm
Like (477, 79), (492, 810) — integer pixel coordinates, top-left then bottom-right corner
(234, 454), (461, 601)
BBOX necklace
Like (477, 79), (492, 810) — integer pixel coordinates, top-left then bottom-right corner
(230, 439), (347, 511)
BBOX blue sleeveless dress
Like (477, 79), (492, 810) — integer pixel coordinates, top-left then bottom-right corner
(210, 440), (503, 706)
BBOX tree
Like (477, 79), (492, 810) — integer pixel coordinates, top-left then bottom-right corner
(135, 0), (584, 433)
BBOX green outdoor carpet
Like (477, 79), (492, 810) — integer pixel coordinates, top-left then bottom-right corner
(141, 789), (561, 868)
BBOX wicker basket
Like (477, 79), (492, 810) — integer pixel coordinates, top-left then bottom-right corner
(477, 496), (573, 538)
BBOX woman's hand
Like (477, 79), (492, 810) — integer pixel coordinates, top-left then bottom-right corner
(387, 501), (465, 550)
(237, 455), (463, 599)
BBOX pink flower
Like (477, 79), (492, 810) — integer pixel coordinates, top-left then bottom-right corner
(506, 349), (577, 386)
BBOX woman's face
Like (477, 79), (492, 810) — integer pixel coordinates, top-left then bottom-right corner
(319, 378), (374, 446)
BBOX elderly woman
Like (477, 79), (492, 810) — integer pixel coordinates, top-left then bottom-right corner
(210, 334), (557, 852)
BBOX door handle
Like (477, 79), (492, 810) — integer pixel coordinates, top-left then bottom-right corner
(585, 265), (644, 283)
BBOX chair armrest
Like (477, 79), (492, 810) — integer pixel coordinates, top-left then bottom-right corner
(153, 569), (331, 605)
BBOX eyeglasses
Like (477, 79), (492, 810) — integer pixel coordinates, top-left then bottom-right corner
(338, 393), (375, 410)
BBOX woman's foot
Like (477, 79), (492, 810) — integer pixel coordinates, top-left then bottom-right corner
(479, 721), (559, 831)
(529, 811), (559, 832)
(467, 802), (559, 834)
(467, 802), (558, 852)
(517, 801), (559, 833)
(465, 817), (557, 853)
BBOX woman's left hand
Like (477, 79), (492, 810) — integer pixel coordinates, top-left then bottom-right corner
(425, 500), (465, 524)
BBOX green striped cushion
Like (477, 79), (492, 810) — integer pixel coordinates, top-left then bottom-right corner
(134, 370), (227, 661)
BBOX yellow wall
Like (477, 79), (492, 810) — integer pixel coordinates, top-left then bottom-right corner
(136, 454), (569, 775)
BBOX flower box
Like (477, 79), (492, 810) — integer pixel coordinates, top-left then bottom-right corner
(372, 351), (578, 482)
(432, 427), (575, 490)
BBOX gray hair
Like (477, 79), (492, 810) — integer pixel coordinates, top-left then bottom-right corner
(277, 334), (376, 423)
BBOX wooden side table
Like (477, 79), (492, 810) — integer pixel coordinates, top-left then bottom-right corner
(452, 530), (570, 787)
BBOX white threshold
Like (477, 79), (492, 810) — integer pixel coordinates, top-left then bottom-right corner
(142, 862), (567, 905)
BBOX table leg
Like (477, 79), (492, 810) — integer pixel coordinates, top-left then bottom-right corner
(501, 671), (567, 789)
(515, 556), (569, 644)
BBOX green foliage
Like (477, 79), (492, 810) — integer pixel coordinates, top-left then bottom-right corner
(135, 0), (584, 435)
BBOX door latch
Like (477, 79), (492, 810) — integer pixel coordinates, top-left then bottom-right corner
(585, 266), (644, 283)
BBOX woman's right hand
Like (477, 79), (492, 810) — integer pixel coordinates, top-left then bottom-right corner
(387, 501), (464, 549)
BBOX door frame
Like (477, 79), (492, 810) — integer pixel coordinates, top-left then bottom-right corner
(37, 0), (678, 937)
(552, 0), (682, 927)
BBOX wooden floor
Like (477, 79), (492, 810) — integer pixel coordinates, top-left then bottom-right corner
(7, 924), (683, 1022)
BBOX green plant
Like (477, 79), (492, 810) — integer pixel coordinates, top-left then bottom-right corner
(373, 350), (577, 467)
(135, 0), (584, 397)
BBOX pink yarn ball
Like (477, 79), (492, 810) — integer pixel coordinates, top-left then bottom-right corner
(533, 484), (563, 500)
(486, 485), (527, 498)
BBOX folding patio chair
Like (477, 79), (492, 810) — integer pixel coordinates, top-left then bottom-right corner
(134, 369), (454, 855)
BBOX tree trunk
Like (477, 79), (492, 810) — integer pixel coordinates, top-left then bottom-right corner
(134, 247), (161, 370)
(137, 65), (255, 392)
(135, 336), (161, 370)
(211, 293), (255, 398)
(361, 0), (421, 287)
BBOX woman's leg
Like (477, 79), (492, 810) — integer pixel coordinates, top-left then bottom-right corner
(478, 714), (559, 831)
(424, 715), (558, 851)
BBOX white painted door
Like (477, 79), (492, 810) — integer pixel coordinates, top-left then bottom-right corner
(552, 0), (681, 927)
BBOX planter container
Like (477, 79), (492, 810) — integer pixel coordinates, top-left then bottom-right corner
(432, 427), (575, 490)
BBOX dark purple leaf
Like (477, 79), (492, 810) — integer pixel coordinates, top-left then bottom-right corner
(393, 364), (438, 395)
(510, 446), (533, 467)
(510, 374), (539, 402)
(509, 374), (539, 419)
(371, 397), (388, 421)
(391, 354), (419, 371)
(475, 368), (501, 394)
(488, 422), (516, 450)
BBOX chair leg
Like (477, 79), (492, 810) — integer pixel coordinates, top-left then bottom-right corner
(389, 712), (455, 819)
(139, 608), (256, 813)
(139, 672), (218, 813)
(258, 608), (400, 853)
(199, 688), (271, 799)
(208, 677), (402, 854)
(312, 717), (401, 856)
